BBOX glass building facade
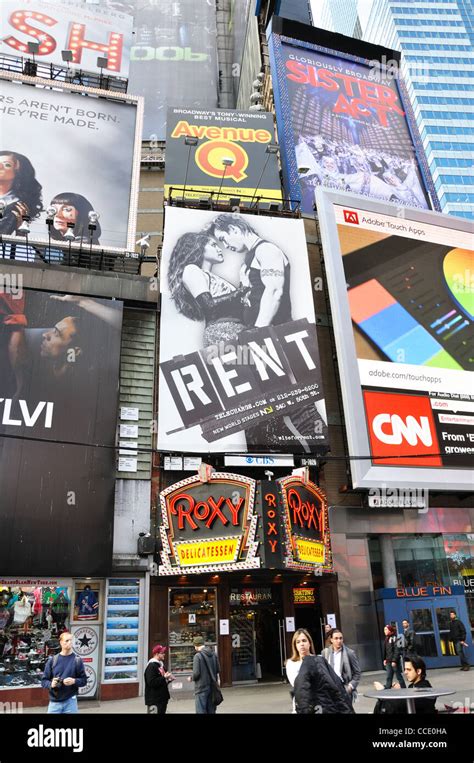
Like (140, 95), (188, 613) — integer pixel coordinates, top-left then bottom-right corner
(362, 0), (474, 219)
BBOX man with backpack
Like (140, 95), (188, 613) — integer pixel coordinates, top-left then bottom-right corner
(188, 636), (221, 714)
(41, 631), (87, 713)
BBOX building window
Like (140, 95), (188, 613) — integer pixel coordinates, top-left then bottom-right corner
(168, 587), (217, 675)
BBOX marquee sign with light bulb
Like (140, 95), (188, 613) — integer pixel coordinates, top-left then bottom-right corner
(159, 472), (333, 575)
(159, 472), (261, 575)
(0, 1), (133, 77)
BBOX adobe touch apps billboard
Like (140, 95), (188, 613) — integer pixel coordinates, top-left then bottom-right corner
(317, 188), (473, 491)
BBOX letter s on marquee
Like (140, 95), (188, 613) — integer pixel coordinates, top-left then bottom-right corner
(4, 10), (57, 55)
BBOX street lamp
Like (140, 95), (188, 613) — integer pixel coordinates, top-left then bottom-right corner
(217, 157), (234, 201)
(45, 206), (56, 261)
(250, 143), (279, 207)
(183, 136), (198, 202)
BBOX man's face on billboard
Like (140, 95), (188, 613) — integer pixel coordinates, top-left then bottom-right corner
(41, 317), (78, 359)
(214, 225), (247, 253)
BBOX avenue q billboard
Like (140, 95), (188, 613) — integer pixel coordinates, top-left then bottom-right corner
(165, 108), (282, 204)
(0, 0), (133, 77)
(0, 77), (141, 250)
(0, 289), (123, 575)
(157, 207), (328, 454)
(316, 188), (474, 491)
(269, 33), (436, 214)
(158, 472), (332, 575)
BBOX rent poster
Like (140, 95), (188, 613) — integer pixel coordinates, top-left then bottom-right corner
(157, 207), (328, 454)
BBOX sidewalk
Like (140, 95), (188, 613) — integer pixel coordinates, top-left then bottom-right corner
(22, 666), (472, 714)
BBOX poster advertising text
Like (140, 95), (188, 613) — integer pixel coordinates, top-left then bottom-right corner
(317, 189), (473, 490)
(157, 207), (328, 453)
(274, 41), (430, 214)
(0, 79), (138, 249)
(165, 107), (282, 204)
(0, 289), (123, 575)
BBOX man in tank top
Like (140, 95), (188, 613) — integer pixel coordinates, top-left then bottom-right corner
(209, 214), (291, 328)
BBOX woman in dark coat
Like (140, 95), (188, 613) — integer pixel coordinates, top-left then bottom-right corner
(383, 625), (406, 689)
(144, 645), (174, 714)
(294, 655), (354, 714)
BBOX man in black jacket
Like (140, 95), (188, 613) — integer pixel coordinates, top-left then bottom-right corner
(294, 655), (354, 714)
(144, 645), (174, 714)
(449, 611), (470, 670)
(401, 619), (415, 655)
(374, 655), (436, 714)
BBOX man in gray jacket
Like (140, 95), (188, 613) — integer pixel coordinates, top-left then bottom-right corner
(321, 629), (361, 703)
(188, 636), (221, 713)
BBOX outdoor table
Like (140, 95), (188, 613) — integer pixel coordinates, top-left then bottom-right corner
(364, 687), (455, 714)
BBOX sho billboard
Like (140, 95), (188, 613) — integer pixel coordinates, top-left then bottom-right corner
(157, 207), (328, 453)
(0, 289), (123, 574)
(0, 77), (141, 250)
(0, 0), (133, 76)
(317, 188), (473, 491)
(269, 33), (436, 214)
(164, 107), (282, 204)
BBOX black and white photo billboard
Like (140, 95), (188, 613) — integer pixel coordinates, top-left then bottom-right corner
(157, 208), (328, 454)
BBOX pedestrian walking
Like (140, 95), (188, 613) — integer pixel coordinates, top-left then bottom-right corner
(401, 619), (415, 655)
(449, 610), (470, 670)
(285, 628), (316, 712)
(41, 631), (86, 713)
(383, 624), (406, 689)
(188, 636), (221, 714)
(321, 628), (361, 703)
(144, 644), (174, 714)
(294, 654), (354, 714)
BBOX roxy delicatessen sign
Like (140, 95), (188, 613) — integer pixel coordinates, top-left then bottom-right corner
(158, 470), (332, 575)
(158, 472), (261, 575)
(277, 475), (332, 572)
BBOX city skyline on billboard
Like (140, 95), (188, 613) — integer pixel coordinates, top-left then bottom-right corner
(0, 289), (123, 574)
(125, 0), (218, 140)
(0, 0), (133, 77)
(0, 77), (141, 250)
(317, 188), (473, 491)
(157, 207), (328, 454)
(269, 33), (437, 214)
(164, 107), (283, 204)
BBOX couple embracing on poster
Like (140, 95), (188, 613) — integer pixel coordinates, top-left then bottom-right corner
(166, 212), (323, 451)
(167, 213), (291, 348)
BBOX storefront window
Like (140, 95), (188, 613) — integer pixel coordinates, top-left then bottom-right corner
(0, 581), (72, 690)
(369, 535), (452, 589)
(168, 588), (217, 674)
(444, 534), (474, 633)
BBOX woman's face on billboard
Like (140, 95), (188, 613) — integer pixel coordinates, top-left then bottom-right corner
(0, 154), (19, 185)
